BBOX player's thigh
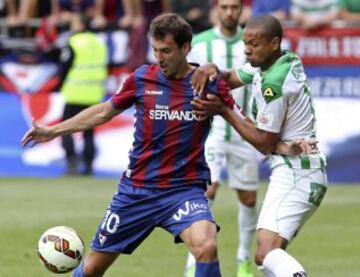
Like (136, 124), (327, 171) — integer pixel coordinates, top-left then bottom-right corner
(227, 142), (259, 190)
(205, 138), (226, 183)
(257, 166), (327, 241)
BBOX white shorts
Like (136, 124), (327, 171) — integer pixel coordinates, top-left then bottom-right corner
(257, 165), (328, 241)
(205, 136), (259, 191)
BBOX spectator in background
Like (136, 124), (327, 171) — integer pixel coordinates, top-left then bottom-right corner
(124, 0), (169, 69)
(170, 0), (211, 34)
(4, 0), (30, 26)
(239, 0), (253, 25)
(290, 0), (340, 30)
(252, 0), (290, 20)
(338, 0), (360, 21)
(3, 0), (56, 37)
(53, 0), (96, 28)
(59, 14), (107, 175)
(143, 0), (170, 27)
(92, 0), (139, 29)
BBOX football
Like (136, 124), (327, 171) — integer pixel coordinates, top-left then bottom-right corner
(37, 226), (85, 273)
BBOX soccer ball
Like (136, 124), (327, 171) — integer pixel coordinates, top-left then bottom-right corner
(37, 226), (85, 273)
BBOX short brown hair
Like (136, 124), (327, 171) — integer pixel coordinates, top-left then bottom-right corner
(149, 13), (193, 47)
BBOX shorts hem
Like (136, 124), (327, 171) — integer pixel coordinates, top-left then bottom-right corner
(256, 226), (291, 241)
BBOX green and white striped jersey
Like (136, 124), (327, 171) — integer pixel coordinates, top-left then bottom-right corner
(188, 26), (250, 143)
(236, 51), (326, 169)
(291, 0), (340, 18)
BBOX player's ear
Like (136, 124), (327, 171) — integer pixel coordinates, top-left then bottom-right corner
(271, 37), (281, 51)
(183, 42), (191, 55)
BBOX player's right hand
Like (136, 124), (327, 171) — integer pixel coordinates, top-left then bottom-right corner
(21, 119), (56, 147)
(288, 138), (319, 156)
(191, 63), (218, 94)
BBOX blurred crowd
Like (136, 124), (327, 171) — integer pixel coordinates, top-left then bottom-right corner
(1, 0), (359, 35)
(0, 0), (359, 67)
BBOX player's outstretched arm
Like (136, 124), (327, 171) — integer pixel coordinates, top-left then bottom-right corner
(21, 102), (121, 147)
(191, 64), (243, 94)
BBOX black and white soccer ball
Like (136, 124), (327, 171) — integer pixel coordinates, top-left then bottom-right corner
(37, 226), (84, 273)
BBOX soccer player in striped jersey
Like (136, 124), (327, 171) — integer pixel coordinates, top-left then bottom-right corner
(191, 15), (327, 277)
(186, 1), (258, 276)
(22, 13), (232, 277)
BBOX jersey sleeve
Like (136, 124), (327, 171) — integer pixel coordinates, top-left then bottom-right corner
(111, 73), (136, 110)
(235, 63), (256, 85)
(214, 78), (235, 109)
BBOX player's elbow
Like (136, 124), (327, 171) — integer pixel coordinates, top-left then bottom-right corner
(256, 140), (277, 155)
(257, 146), (272, 156)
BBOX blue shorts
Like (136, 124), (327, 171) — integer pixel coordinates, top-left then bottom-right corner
(91, 183), (218, 254)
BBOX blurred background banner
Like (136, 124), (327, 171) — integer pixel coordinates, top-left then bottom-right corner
(1, 26), (359, 182)
(284, 27), (360, 65)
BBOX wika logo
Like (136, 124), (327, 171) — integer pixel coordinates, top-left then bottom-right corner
(173, 201), (208, 221)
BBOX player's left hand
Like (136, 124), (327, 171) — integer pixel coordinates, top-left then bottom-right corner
(191, 63), (218, 94)
(192, 94), (225, 121)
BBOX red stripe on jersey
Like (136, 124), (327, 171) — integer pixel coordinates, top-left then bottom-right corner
(131, 66), (159, 187)
(183, 119), (204, 183)
(155, 78), (185, 188)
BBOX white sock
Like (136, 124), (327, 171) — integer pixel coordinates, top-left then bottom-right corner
(237, 202), (257, 261)
(186, 252), (196, 269)
(262, 248), (307, 277)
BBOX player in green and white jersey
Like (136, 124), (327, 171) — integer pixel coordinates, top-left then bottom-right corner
(191, 15), (327, 277)
(186, 1), (258, 276)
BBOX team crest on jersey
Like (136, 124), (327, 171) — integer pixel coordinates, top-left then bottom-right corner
(262, 86), (280, 103)
(99, 232), (107, 246)
(263, 87), (274, 97)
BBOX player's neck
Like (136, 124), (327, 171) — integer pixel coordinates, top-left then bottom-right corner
(219, 25), (237, 38)
(260, 51), (283, 71)
(173, 62), (194, 79)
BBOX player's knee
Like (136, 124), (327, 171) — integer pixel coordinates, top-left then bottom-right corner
(240, 197), (256, 207)
(82, 260), (106, 277)
(255, 247), (268, 266)
(237, 190), (256, 207)
(255, 239), (287, 266)
(206, 183), (219, 200)
(192, 239), (218, 262)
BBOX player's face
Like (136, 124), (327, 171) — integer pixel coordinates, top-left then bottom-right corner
(243, 27), (279, 69)
(217, 0), (242, 32)
(151, 34), (190, 77)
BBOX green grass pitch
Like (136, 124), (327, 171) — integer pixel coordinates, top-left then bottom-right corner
(0, 177), (359, 276)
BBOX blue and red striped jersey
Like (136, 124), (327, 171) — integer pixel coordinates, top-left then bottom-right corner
(111, 64), (234, 189)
